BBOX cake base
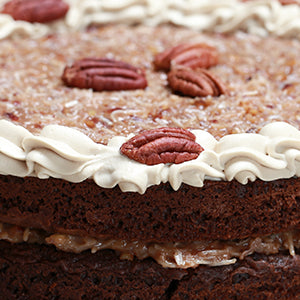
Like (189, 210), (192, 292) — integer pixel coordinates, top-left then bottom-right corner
(0, 241), (299, 299)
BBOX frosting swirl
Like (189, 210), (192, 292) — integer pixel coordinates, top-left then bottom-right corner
(1, 120), (300, 194)
(1, 0), (300, 38)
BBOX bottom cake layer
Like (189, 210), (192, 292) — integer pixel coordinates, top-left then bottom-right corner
(0, 241), (299, 299)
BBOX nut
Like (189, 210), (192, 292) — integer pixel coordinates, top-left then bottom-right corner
(278, 0), (300, 4)
(120, 127), (203, 165)
(154, 43), (218, 71)
(168, 68), (227, 97)
(62, 58), (148, 91)
(2, 0), (69, 23)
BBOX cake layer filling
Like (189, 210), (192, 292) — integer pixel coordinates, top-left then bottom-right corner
(0, 222), (298, 269)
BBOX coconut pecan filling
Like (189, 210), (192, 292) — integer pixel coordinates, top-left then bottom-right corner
(0, 223), (299, 269)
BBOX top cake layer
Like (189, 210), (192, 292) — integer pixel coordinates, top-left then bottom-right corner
(0, 25), (300, 192)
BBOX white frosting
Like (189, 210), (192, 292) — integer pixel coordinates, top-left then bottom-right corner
(1, 0), (300, 38)
(1, 120), (300, 194)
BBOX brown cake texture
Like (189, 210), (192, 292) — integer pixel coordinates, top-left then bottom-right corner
(0, 241), (299, 300)
(0, 175), (299, 243)
(0, 24), (299, 299)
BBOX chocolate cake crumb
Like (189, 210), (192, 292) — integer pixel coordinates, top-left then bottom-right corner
(0, 241), (298, 299)
(0, 175), (298, 243)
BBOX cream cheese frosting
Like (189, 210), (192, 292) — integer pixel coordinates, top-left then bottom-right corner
(1, 120), (300, 194)
(1, 0), (300, 38)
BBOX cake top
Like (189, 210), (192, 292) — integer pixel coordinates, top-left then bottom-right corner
(0, 24), (300, 193)
(0, 1), (300, 193)
(0, 25), (299, 142)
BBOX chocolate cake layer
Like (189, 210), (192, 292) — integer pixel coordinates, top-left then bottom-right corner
(0, 175), (299, 243)
(172, 251), (300, 300)
(0, 241), (186, 300)
(0, 241), (299, 300)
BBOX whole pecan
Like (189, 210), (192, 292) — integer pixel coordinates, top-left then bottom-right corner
(2, 0), (69, 23)
(62, 58), (148, 92)
(154, 43), (218, 71)
(120, 127), (203, 165)
(168, 68), (227, 98)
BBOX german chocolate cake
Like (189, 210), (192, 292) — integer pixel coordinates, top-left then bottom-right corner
(0, 0), (299, 299)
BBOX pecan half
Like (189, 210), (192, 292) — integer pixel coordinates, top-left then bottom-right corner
(154, 43), (218, 71)
(120, 127), (203, 165)
(2, 0), (69, 23)
(278, 0), (300, 4)
(168, 68), (227, 98)
(62, 58), (148, 92)
(243, 0), (299, 4)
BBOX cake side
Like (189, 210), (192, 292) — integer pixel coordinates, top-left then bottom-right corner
(0, 175), (299, 243)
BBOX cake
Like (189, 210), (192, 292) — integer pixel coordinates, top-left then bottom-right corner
(0, 0), (299, 299)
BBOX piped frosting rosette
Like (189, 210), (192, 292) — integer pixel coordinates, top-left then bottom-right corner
(1, 120), (300, 194)
(1, 0), (300, 38)
(217, 122), (300, 183)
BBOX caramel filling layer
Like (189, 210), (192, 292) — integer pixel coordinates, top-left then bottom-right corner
(0, 223), (298, 269)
